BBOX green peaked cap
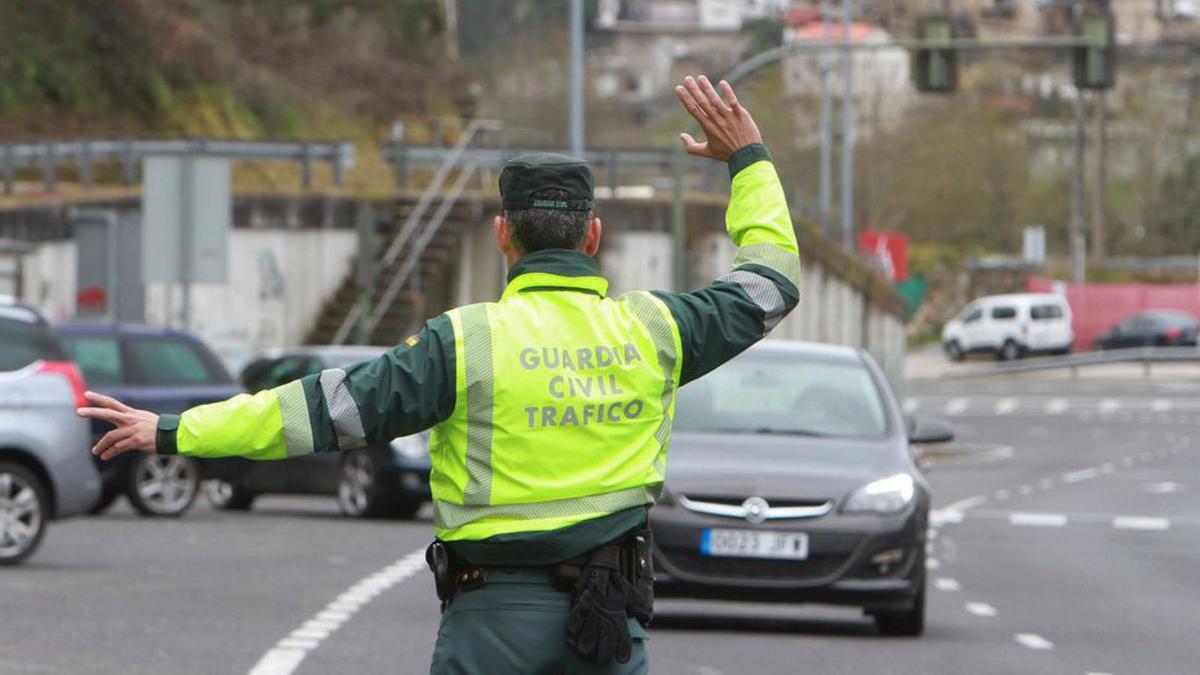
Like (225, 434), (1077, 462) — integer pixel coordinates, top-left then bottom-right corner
(499, 153), (594, 212)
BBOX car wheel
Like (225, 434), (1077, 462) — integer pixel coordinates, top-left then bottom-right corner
(999, 340), (1022, 361)
(337, 450), (405, 519)
(944, 341), (964, 362)
(203, 480), (256, 511)
(87, 487), (122, 515)
(874, 576), (926, 637)
(0, 461), (49, 566)
(126, 454), (199, 517)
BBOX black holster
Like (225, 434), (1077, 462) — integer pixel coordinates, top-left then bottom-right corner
(563, 528), (655, 665)
(426, 540), (488, 613)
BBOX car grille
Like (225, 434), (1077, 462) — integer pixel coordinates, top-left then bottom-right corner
(660, 549), (848, 582)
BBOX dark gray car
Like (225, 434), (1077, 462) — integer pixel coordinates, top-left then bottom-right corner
(650, 341), (951, 636)
(0, 300), (100, 564)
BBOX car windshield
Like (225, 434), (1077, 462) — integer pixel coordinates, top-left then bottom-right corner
(127, 336), (233, 386)
(60, 335), (124, 386)
(673, 350), (888, 438)
(0, 314), (64, 371)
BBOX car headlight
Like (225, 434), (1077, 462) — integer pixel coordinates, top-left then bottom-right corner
(842, 473), (915, 514)
(389, 434), (429, 460)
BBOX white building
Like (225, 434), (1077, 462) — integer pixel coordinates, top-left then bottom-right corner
(782, 16), (913, 120)
(592, 0), (790, 103)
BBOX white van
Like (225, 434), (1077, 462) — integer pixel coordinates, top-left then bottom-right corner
(941, 293), (1073, 361)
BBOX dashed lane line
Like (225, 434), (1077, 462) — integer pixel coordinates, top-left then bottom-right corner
(1015, 633), (1055, 650)
(995, 398), (1018, 415)
(944, 397), (969, 416)
(1046, 398), (1068, 414)
(1152, 399), (1173, 412)
(1112, 516), (1170, 531)
(965, 602), (998, 617)
(935, 578), (960, 592)
(1009, 512), (1068, 527)
(248, 548), (428, 675)
(1062, 467), (1100, 484)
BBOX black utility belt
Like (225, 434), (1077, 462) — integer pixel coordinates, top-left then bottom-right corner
(425, 529), (656, 666)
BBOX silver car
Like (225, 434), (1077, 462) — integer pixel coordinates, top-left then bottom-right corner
(0, 300), (100, 565)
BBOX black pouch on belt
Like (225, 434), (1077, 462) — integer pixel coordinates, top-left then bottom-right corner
(564, 529), (656, 665)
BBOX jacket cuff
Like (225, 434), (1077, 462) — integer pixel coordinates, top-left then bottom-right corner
(156, 414), (181, 456)
(727, 143), (772, 179)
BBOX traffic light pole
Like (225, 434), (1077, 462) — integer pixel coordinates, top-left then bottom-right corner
(1071, 93), (1088, 284)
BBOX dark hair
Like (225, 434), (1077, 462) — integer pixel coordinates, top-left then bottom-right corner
(503, 189), (591, 254)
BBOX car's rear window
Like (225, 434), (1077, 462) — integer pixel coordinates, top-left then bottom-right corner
(1031, 304), (1064, 320)
(674, 351), (888, 439)
(60, 335), (124, 386)
(127, 337), (232, 386)
(0, 314), (64, 371)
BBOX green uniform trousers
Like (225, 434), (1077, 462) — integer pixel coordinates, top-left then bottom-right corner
(429, 569), (649, 675)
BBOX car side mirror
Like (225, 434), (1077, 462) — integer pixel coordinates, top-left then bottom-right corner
(908, 416), (955, 444)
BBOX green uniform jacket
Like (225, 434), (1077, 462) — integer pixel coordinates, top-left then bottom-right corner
(156, 143), (799, 565)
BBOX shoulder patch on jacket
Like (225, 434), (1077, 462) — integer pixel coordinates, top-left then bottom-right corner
(405, 335), (420, 347)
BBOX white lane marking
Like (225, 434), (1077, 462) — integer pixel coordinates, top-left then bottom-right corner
(1038, 478), (1055, 490)
(926, 558), (941, 570)
(1015, 633), (1055, 650)
(1009, 512), (1068, 527)
(965, 602), (997, 617)
(248, 548), (427, 675)
(904, 397), (919, 414)
(932, 495), (988, 526)
(944, 397), (969, 416)
(1062, 467), (1099, 484)
(1087, 671), (1115, 675)
(1018, 484), (1034, 496)
(1152, 399), (1173, 412)
(994, 489), (1011, 501)
(1144, 481), (1179, 494)
(925, 542), (935, 554)
(1046, 398), (1068, 414)
(1098, 398), (1120, 415)
(995, 398), (1018, 415)
(1100, 462), (1115, 473)
(1112, 516), (1170, 531)
(935, 578), (960, 592)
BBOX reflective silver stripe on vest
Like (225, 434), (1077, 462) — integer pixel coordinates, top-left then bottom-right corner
(733, 242), (802, 289)
(434, 485), (659, 530)
(319, 368), (367, 452)
(459, 304), (495, 506)
(624, 291), (678, 476)
(717, 269), (788, 333)
(275, 380), (315, 457)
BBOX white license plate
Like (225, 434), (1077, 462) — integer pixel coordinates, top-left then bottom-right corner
(700, 529), (809, 560)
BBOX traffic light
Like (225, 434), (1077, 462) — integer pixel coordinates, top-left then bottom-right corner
(912, 15), (958, 93)
(1073, 7), (1116, 90)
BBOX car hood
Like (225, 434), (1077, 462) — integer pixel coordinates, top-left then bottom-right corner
(663, 431), (907, 502)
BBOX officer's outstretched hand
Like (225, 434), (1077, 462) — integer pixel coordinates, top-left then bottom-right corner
(77, 391), (160, 460)
(674, 75), (763, 162)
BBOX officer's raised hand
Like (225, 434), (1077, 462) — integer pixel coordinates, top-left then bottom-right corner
(674, 75), (763, 161)
(77, 391), (159, 460)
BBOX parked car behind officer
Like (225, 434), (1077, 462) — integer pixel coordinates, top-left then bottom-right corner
(0, 299), (99, 564)
(201, 345), (431, 519)
(56, 322), (242, 517)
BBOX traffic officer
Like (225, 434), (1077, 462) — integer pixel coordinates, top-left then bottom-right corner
(79, 75), (800, 674)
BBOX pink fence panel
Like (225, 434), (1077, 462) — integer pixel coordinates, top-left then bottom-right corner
(1027, 277), (1200, 349)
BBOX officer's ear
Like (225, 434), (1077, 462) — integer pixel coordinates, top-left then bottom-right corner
(582, 216), (602, 256)
(495, 215), (520, 261)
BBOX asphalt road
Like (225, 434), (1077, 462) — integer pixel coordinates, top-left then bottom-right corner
(3, 364), (1198, 674)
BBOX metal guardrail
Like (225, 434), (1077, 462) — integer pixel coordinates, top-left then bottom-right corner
(383, 144), (727, 192)
(0, 138), (355, 193)
(949, 346), (1200, 379)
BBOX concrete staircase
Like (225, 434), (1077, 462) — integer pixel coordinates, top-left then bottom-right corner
(303, 197), (483, 346)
